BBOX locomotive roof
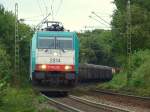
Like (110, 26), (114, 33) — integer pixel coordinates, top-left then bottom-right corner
(35, 31), (77, 38)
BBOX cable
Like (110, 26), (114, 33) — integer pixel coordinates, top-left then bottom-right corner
(21, 19), (42, 21)
(51, 0), (54, 20)
(42, 0), (47, 8)
(42, 0), (48, 16)
(21, 14), (44, 20)
(37, 0), (44, 18)
(55, 0), (63, 16)
(85, 25), (111, 29)
(51, 0), (54, 6)
(39, 0), (47, 15)
(1, 0), (7, 9)
(92, 11), (111, 26)
(48, 0), (52, 5)
(36, 12), (51, 30)
(89, 15), (110, 28)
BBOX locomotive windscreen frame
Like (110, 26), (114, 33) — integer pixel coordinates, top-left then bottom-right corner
(37, 37), (73, 50)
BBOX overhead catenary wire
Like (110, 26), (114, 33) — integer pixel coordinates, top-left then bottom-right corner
(4, 0), (8, 9)
(91, 12), (122, 30)
(0, 0), (8, 10)
(21, 14), (44, 20)
(42, 0), (48, 16)
(84, 25), (111, 30)
(51, 0), (54, 20)
(36, 12), (51, 30)
(90, 12), (122, 30)
(20, 19), (42, 22)
(35, 0), (61, 30)
(92, 11), (111, 26)
(37, 0), (44, 18)
(55, 0), (63, 17)
(89, 15), (110, 28)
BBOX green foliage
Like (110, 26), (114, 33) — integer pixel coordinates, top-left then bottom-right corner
(131, 60), (150, 88)
(0, 87), (57, 112)
(102, 0), (150, 96)
(37, 95), (47, 104)
(131, 49), (150, 69)
(0, 4), (33, 86)
(79, 30), (117, 66)
(128, 50), (150, 96)
(0, 47), (11, 106)
(0, 87), (36, 112)
(99, 50), (150, 96)
(0, 6), (57, 111)
(97, 72), (127, 90)
(111, 0), (150, 65)
(0, 5), (15, 59)
(0, 47), (11, 85)
(18, 23), (33, 84)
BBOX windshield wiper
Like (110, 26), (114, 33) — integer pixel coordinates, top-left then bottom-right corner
(61, 47), (65, 52)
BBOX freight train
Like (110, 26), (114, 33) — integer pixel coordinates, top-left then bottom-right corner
(30, 21), (79, 88)
(30, 21), (113, 91)
(78, 64), (113, 82)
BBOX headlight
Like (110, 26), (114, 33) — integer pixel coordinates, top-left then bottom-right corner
(53, 52), (58, 56)
(41, 64), (46, 70)
(65, 65), (72, 70)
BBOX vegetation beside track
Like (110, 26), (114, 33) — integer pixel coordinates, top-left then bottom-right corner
(97, 50), (150, 96)
(78, 0), (150, 97)
(0, 86), (58, 112)
(0, 0), (150, 110)
(0, 5), (57, 112)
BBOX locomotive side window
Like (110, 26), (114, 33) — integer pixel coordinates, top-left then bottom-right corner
(38, 38), (55, 49)
(56, 38), (73, 50)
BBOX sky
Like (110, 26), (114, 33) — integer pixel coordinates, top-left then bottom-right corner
(0, 0), (116, 31)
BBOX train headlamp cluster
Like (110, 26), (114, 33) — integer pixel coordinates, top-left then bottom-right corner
(36, 64), (73, 71)
(65, 65), (72, 71)
(40, 64), (46, 70)
(53, 52), (58, 56)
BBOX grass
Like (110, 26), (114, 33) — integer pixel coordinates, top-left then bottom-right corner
(0, 86), (58, 112)
(97, 50), (150, 97)
(97, 72), (127, 91)
(97, 70), (150, 96)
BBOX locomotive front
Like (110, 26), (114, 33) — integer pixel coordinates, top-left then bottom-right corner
(30, 22), (79, 87)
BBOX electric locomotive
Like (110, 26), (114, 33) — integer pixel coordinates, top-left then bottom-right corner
(30, 21), (79, 89)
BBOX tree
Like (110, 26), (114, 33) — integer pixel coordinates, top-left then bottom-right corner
(79, 29), (116, 66)
(111, 0), (150, 65)
(0, 4), (33, 85)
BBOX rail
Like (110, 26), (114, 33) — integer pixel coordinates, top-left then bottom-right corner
(42, 93), (130, 112)
(70, 95), (130, 112)
(93, 89), (150, 101)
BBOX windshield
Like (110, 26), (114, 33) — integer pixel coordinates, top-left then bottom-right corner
(38, 37), (73, 49)
(56, 38), (73, 50)
(38, 38), (55, 49)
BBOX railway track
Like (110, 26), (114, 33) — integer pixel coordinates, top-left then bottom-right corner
(78, 89), (150, 112)
(93, 89), (150, 101)
(42, 93), (130, 112)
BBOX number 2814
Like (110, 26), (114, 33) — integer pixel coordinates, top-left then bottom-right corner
(50, 58), (61, 63)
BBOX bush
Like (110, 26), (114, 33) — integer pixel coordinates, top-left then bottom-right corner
(98, 50), (150, 96)
(97, 72), (127, 90)
(0, 48), (11, 106)
(0, 47), (11, 83)
(129, 56), (150, 96)
(0, 87), (58, 112)
(130, 50), (150, 88)
(131, 49), (150, 70)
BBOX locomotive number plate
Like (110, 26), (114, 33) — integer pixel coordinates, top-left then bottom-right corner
(50, 58), (61, 63)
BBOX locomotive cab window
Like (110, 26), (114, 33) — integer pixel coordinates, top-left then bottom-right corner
(38, 37), (55, 49)
(56, 38), (73, 50)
